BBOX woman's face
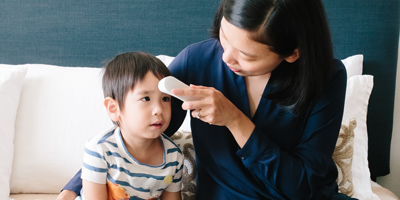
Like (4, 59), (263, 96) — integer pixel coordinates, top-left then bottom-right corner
(219, 17), (284, 77)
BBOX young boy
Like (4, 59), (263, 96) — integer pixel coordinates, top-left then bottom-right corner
(79, 52), (183, 200)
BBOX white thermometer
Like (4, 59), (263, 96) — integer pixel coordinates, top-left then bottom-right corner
(158, 76), (199, 101)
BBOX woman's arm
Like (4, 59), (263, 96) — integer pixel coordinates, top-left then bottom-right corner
(56, 190), (77, 200)
(82, 180), (107, 200)
(57, 169), (82, 200)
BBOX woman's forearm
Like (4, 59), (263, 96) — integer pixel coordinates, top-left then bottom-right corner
(226, 107), (255, 148)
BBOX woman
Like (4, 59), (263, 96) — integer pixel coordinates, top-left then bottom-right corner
(59, 0), (351, 199)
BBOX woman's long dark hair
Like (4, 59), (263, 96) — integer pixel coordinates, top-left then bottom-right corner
(211, 0), (334, 115)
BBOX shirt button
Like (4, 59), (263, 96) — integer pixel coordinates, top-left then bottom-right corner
(241, 157), (246, 160)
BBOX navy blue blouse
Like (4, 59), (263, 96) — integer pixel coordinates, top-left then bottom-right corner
(166, 38), (347, 200)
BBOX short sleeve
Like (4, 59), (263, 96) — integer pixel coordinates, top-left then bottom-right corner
(81, 140), (108, 184)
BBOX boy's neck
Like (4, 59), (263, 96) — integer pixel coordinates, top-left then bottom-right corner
(120, 131), (164, 166)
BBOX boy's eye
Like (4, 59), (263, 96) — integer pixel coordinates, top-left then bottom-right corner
(141, 97), (150, 101)
(162, 96), (171, 102)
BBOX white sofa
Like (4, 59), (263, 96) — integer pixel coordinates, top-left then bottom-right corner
(1, 55), (398, 200)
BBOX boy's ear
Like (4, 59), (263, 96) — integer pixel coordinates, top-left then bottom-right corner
(104, 97), (120, 122)
(284, 48), (299, 63)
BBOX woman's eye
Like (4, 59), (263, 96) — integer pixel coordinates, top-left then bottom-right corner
(162, 96), (171, 102)
(241, 54), (255, 62)
(141, 97), (150, 101)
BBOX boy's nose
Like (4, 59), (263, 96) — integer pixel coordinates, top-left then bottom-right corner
(152, 103), (164, 116)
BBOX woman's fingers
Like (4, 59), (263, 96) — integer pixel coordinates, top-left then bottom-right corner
(172, 85), (205, 97)
(172, 85), (211, 114)
(189, 84), (209, 89)
(172, 85), (239, 126)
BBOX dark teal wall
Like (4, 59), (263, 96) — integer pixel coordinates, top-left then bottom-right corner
(323, 0), (399, 179)
(0, 1), (219, 67)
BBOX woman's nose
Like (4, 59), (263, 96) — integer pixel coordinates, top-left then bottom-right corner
(222, 48), (237, 65)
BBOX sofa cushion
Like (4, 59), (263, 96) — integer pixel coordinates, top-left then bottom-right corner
(0, 65), (27, 200)
(340, 55), (380, 199)
(9, 194), (59, 200)
(10, 64), (114, 193)
(341, 54), (363, 79)
(342, 75), (377, 199)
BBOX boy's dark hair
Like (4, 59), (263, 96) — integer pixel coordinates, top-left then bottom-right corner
(102, 52), (171, 112)
(211, 0), (333, 115)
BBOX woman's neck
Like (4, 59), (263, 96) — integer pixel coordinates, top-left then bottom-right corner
(245, 73), (271, 118)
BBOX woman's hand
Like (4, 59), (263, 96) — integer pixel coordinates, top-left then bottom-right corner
(173, 85), (238, 126)
(172, 85), (255, 147)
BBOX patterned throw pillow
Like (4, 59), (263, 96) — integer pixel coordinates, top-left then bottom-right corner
(170, 131), (197, 200)
(333, 119), (357, 196)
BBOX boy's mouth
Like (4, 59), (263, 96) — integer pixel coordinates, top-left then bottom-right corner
(150, 121), (163, 128)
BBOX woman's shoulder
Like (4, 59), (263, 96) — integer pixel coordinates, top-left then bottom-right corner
(169, 38), (223, 80)
(183, 38), (222, 57)
(332, 58), (347, 77)
(187, 38), (220, 49)
(323, 58), (347, 95)
(327, 58), (347, 88)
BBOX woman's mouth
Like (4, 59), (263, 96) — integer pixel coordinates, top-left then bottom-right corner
(228, 66), (240, 72)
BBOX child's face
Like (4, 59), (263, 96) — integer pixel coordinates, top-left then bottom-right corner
(119, 71), (171, 140)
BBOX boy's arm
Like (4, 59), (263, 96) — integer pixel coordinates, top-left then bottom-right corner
(82, 179), (108, 200)
(160, 191), (182, 200)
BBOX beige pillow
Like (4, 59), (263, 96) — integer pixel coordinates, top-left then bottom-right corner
(333, 119), (357, 196)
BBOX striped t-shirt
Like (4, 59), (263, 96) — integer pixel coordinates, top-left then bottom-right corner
(81, 127), (184, 200)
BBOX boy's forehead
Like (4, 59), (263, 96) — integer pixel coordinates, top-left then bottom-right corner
(135, 89), (155, 95)
(130, 73), (162, 94)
